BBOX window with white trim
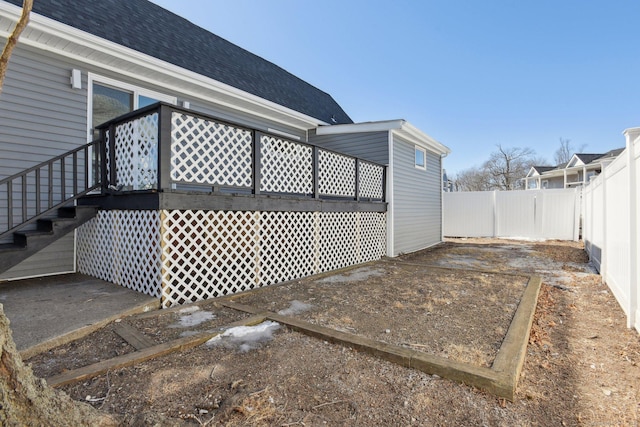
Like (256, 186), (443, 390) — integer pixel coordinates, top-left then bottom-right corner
(87, 74), (177, 140)
(415, 146), (427, 170)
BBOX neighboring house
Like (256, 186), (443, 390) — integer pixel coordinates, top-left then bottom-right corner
(442, 168), (453, 192)
(0, 0), (449, 305)
(524, 148), (624, 190)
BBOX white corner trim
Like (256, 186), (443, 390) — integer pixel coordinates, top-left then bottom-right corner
(0, 2), (328, 130)
(386, 129), (395, 258)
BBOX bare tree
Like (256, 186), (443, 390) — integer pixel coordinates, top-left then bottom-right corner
(530, 155), (549, 167)
(553, 137), (587, 166)
(0, 0), (32, 95)
(452, 166), (492, 192)
(483, 145), (536, 191)
(450, 145), (541, 191)
(553, 137), (573, 165)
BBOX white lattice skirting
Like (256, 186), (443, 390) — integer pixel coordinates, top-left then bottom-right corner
(77, 210), (386, 307)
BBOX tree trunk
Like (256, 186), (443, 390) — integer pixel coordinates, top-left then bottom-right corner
(0, 0), (32, 96)
(0, 304), (119, 426)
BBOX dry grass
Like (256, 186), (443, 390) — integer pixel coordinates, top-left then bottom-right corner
(24, 239), (640, 426)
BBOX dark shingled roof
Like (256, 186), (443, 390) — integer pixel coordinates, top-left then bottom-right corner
(574, 153), (606, 164)
(532, 166), (555, 174)
(7, 0), (353, 125)
(600, 148), (625, 159)
(535, 147), (626, 172)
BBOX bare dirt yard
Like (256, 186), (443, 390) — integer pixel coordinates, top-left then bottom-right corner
(26, 238), (640, 426)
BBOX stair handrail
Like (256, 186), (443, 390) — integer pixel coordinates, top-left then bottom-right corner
(0, 140), (102, 241)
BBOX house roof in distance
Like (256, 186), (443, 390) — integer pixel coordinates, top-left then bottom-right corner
(531, 166), (555, 174)
(533, 147), (625, 174)
(573, 153), (606, 165)
(6, 0), (352, 125)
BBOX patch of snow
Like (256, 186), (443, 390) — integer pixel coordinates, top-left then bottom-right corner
(318, 267), (385, 283)
(178, 305), (200, 314)
(170, 310), (216, 328)
(278, 300), (313, 316)
(206, 321), (281, 352)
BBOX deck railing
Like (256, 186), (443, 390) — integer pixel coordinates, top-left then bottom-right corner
(0, 140), (102, 240)
(97, 103), (386, 202)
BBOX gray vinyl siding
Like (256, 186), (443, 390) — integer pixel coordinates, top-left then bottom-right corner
(392, 135), (442, 255)
(308, 129), (389, 164)
(545, 177), (565, 189)
(0, 44), (88, 179)
(0, 44), (87, 275)
(0, 43), (312, 279)
(0, 233), (75, 281)
(187, 100), (306, 141)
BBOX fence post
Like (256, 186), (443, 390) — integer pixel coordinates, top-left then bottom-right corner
(313, 146), (320, 199)
(492, 190), (497, 238)
(624, 128), (640, 330)
(600, 159), (608, 284)
(157, 104), (173, 192)
(253, 131), (261, 196)
(573, 187), (581, 242)
(355, 159), (360, 201)
(108, 123), (117, 188)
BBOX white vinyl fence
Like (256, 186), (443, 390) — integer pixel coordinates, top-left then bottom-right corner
(583, 128), (639, 331)
(443, 188), (580, 241)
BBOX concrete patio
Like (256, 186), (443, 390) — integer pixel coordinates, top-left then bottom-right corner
(0, 273), (158, 358)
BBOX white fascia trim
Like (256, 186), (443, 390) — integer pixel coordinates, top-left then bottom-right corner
(396, 121), (451, 156)
(566, 154), (584, 168)
(526, 167), (539, 178)
(0, 2), (327, 130)
(316, 120), (405, 135)
(316, 119), (451, 156)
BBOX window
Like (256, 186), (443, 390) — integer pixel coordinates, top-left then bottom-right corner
(415, 146), (427, 170)
(542, 180), (549, 189)
(88, 74), (177, 140)
(92, 83), (133, 135)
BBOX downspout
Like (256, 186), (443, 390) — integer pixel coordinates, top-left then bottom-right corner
(440, 151), (449, 242)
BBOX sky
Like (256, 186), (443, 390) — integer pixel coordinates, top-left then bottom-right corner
(149, 0), (640, 176)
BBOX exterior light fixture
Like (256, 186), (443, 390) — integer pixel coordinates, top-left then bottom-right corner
(70, 69), (82, 89)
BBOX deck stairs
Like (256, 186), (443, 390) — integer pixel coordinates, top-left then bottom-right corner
(0, 141), (102, 275)
(0, 205), (98, 275)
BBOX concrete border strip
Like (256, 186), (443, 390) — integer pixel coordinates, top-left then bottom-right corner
(20, 298), (159, 360)
(46, 314), (268, 388)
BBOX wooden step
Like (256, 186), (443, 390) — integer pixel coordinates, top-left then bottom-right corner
(0, 205), (99, 275)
